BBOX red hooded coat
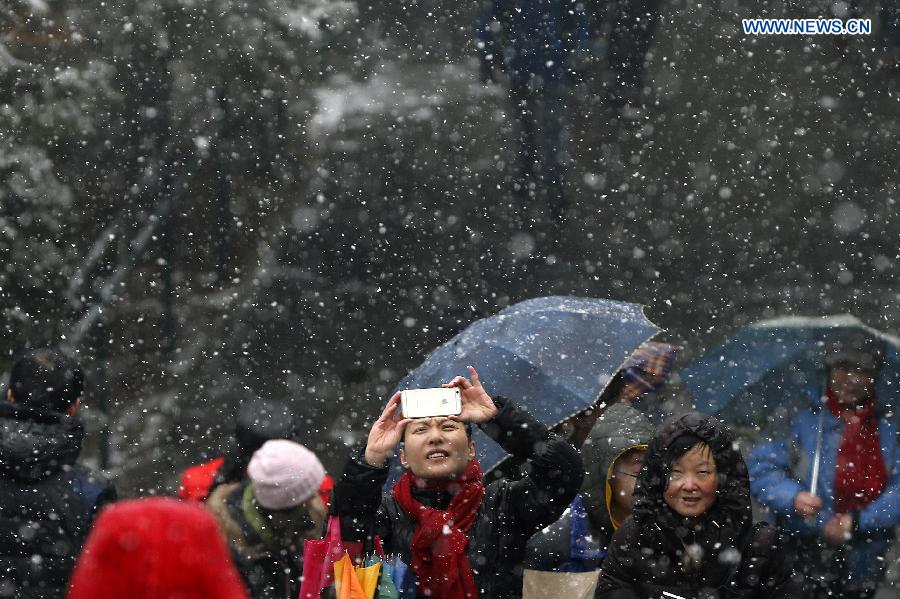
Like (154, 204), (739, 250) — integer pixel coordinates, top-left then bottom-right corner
(67, 497), (249, 599)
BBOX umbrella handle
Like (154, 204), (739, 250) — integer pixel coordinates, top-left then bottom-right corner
(800, 407), (826, 528)
(810, 407), (825, 497)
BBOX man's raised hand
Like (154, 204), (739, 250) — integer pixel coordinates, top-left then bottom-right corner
(444, 366), (498, 424)
(364, 392), (410, 468)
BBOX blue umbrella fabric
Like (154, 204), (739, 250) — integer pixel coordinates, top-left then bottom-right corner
(392, 296), (660, 471)
(681, 314), (900, 436)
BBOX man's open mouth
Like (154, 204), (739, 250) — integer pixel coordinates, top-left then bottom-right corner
(426, 450), (450, 460)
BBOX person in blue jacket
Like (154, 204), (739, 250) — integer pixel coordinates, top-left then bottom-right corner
(475, 0), (588, 230)
(749, 332), (900, 599)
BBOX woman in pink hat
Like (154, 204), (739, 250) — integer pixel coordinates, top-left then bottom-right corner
(207, 439), (328, 599)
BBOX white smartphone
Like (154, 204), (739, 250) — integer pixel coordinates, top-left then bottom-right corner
(400, 388), (462, 419)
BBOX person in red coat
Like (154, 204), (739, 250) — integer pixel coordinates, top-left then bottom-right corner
(67, 497), (249, 599)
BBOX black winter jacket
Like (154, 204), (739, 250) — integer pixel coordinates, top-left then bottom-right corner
(332, 396), (583, 599)
(206, 479), (328, 599)
(0, 402), (116, 599)
(526, 403), (655, 571)
(595, 411), (802, 599)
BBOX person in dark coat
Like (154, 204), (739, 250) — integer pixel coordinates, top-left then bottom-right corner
(749, 332), (900, 598)
(331, 366), (583, 599)
(526, 402), (654, 572)
(595, 411), (802, 599)
(178, 396), (334, 506)
(525, 344), (675, 572)
(67, 497), (249, 599)
(207, 440), (328, 599)
(0, 348), (117, 599)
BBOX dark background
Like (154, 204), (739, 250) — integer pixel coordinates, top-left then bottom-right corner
(1, 0), (897, 493)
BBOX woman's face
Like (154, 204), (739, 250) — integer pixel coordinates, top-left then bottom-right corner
(609, 448), (645, 515)
(664, 443), (718, 518)
(828, 366), (876, 406)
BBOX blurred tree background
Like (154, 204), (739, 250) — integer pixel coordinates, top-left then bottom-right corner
(1, 0), (897, 492)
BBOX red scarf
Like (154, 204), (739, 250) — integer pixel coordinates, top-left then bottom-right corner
(392, 459), (484, 599)
(826, 387), (887, 513)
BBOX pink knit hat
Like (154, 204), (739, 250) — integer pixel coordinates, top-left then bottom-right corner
(247, 439), (326, 510)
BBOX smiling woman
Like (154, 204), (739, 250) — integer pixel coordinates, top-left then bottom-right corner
(663, 440), (718, 519)
(595, 412), (803, 599)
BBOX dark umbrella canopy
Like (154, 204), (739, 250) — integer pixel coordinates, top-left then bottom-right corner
(681, 314), (900, 436)
(393, 296), (660, 470)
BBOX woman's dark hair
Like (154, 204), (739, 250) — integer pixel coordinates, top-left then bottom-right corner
(824, 331), (884, 373)
(662, 432), (712, 476)
(8, 348), (83, 414)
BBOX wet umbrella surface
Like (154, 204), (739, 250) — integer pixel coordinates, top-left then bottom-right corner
(391, 295), (659, 469)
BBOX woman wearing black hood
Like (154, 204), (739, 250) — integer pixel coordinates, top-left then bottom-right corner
(595, 412), (802, 599)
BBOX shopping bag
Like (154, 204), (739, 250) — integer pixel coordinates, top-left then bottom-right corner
(298, 516), (364, 599)
(521, 568), (599, 599)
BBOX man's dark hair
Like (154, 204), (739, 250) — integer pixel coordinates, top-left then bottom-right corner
(402, 418), (473, 442)
(8, 348), (84, 414)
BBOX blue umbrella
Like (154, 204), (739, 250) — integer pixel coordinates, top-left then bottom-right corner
(681, 314), (900, 438)
(391, 296), (660, 471)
